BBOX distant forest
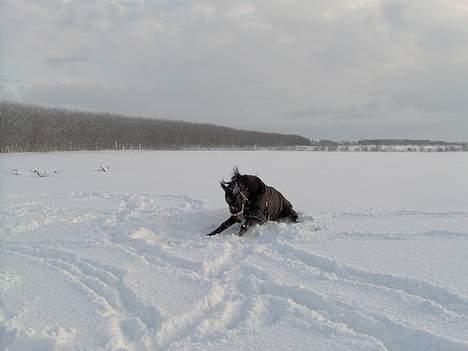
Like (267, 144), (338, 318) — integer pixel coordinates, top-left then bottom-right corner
(0, 101), (311, 152)
(311, 139), (465, 146)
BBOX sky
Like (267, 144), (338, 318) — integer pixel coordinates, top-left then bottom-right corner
(1, 0), (468, 141)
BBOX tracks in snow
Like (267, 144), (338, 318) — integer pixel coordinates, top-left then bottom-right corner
(1, 192), (468, 350)
(193, 234), (468, 350)
(275, 241), (468, 317)
(1, 244), (161, 350)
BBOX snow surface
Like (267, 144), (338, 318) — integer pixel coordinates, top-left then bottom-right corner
(1, 150), (468, 351)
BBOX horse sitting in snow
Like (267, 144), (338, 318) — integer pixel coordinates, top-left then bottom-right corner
(207, 168), (298, 236)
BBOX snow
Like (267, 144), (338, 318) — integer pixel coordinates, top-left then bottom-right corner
(1, 150), (468, 351)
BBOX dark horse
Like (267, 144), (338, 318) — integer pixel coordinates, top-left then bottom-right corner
(207, 168), (298, 236)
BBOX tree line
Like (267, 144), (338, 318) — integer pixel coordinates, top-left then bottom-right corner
(0, 101), (311, 153)
(356, 139), (462, 146)
(310, 139), (465, 147)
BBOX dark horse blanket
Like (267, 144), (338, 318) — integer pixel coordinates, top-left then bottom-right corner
(207, 168), (298, 236)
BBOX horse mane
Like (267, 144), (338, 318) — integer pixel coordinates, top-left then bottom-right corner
(232, 166), (241, 180)
(230, 167), (266, 199)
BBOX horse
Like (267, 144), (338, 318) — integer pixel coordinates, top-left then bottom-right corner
(207, 167), (298, 236)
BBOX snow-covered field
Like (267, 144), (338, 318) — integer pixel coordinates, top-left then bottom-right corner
(1, 151), (468, 351)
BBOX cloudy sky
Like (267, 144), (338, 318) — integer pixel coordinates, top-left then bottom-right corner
(1, 0), (468, 140)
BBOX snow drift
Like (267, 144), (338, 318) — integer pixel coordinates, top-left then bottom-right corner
(1, 151), (468, 350)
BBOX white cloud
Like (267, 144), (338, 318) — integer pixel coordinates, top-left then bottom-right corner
(227, 3), (257, 19)
(1, 0), (468, 140)
(192, 3), (216, 19)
